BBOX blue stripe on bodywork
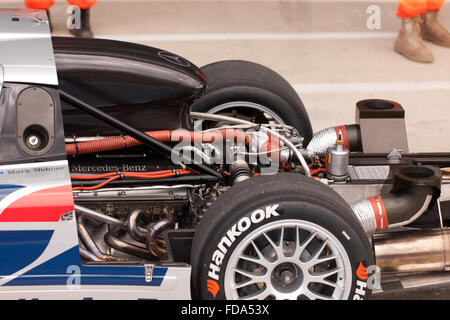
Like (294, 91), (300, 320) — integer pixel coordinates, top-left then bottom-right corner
(4, 246), (167, 287)
(0, 185), (24, 202)
(0, 230), (53, 275)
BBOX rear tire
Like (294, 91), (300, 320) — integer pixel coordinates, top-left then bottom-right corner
(191, 60), (313, 145)
(191, 173), (373, 300)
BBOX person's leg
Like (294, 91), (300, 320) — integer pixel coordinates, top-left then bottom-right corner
(427, 0), (445, 11)
(66, 0), (97, 10)
(24, 0), (55, 9)
(66, 0), (97, 37)
(397, 0), (428, 18)
(395, 0), (434, 62)
(420, 0), (450, 47)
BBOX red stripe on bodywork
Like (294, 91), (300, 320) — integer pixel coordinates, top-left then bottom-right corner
(0, 185), (74, 222)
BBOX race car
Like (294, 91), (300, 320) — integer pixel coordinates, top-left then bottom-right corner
(0, 9), (449, 300)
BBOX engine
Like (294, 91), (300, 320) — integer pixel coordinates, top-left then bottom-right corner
(66, 114), (300, 263)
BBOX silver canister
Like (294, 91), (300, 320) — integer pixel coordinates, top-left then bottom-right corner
(327, 140), (349, 181)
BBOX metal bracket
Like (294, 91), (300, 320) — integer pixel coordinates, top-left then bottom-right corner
(0, 65), (3, 97)
(438, 198), (444, 229)
(144, 264), (154, 283)
(387, 148), (403, 160)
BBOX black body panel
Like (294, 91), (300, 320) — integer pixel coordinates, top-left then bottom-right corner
(0, 83), (67, 165)
(52, 37), (207, 136)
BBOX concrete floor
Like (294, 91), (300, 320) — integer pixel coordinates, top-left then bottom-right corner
(2, 0), (450, 152)
(372, 271), (450, 300)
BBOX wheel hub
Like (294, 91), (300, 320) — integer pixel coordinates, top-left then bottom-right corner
(271, 262), (303, 293)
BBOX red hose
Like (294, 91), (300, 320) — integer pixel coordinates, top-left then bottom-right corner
(71, 169), (193, 191)
(66, 130), (171, 155)
(310, 168), (328, 176)
(66, 129), (280, 157)
(70, 172), (118, 180)
(72, 175), (121, 191)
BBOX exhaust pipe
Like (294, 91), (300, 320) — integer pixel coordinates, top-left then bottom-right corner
(351, 165), (442, 234)
(79, 247), (102, 262)
(126, 209), (148, 243)
(307, 124), (362, 154)
(77, 215), (117, 262)
(75, 204), (125, 227)
(146, 214), (175, 257)
(374, 228), (450, 274)
(104, 227), (159, 260)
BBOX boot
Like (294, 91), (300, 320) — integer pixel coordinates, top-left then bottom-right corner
(421, 10), (450, 47)
(69, 8), (93, 38)
(46, 9), (53, 33)
(394, 16), (434, 63)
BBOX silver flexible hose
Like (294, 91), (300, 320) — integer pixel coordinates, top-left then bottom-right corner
(307, 127), (338, 154)
(350, 199), (377, 233)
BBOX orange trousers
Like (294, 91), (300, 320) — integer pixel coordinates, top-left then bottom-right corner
(25, 0), (97, 10)
(397, 0), (445, 18)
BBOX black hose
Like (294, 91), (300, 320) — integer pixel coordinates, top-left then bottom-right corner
(345, 124), (363, 152)
(380, 186), (434, 226)
(351, 165), (442, 233)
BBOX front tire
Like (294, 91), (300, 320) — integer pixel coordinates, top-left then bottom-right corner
(191, 173), (373, 300)
(191, 60), (313, 145)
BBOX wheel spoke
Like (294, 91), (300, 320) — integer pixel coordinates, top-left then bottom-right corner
(239, 254), (263, 265)
(313, 277), (340, 288)
(279, 226), (285, 246)
(262, 230), (284, 259)
(238, 288), (269, 300)
(249, 240), (274, 267)
(231, 278), (261, 290)
(304, 288), (337, 301)
(308, 267), (343, 282)
(305, 239), (329, 266)
(233, 267), (267, 281)
(294, 231), (317, 260)
(316, 254), (338, 264)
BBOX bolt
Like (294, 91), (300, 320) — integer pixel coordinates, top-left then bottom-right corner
(28, 135), (39, 146)
(282, 274), (293, 284)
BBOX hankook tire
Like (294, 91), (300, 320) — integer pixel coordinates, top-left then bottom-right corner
(191, 173), (373, 300)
